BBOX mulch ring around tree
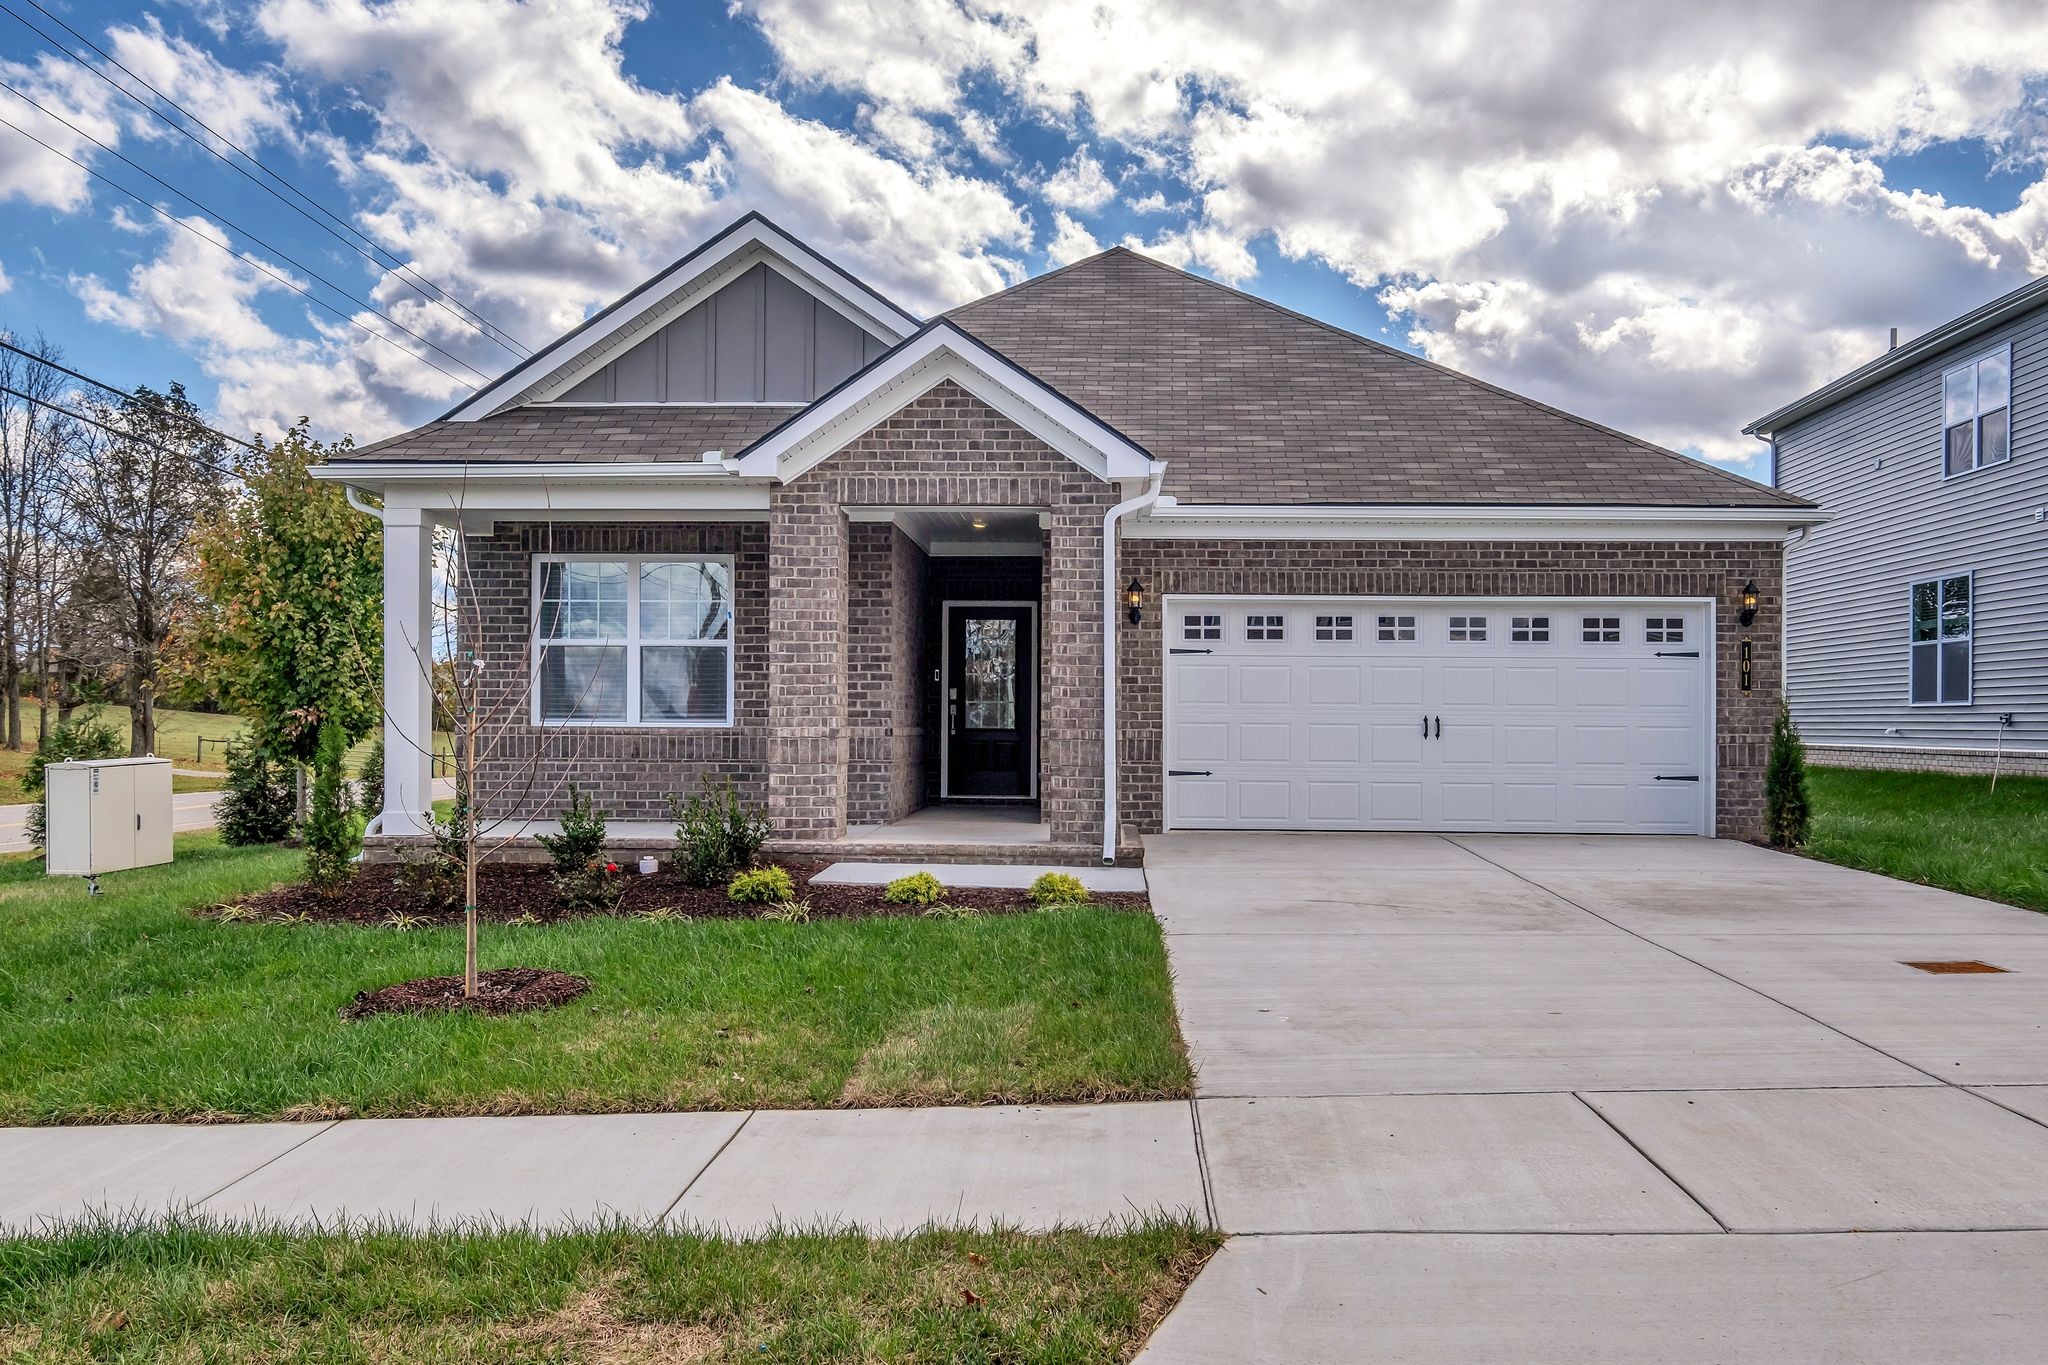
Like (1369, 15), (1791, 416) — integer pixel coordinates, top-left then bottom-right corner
(341, 967), (592, 1020)
(213, 858), (1149, 927)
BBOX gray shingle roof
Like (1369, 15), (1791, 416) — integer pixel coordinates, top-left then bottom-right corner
(946, 248), (1808, 509)
(334, 405), (803, 464)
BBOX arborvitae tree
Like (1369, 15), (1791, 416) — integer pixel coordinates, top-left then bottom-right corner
(1765, 697), (1811, 849)
(302, 719), (355, 886)
(215, 737), (296, 846)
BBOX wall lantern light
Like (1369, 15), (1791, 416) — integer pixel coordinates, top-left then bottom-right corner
(1738, 579), (1759, 627)
(1125, 578), (1145, 626)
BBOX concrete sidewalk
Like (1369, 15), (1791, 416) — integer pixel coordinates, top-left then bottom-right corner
(0, 1102), (1205, 1235)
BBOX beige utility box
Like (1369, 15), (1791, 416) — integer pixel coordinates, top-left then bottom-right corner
(44, 757), (175, 878)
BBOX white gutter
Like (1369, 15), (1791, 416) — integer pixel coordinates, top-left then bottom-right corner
(1102, 463), (1169, 865)
(1139, 503), (1829, 525)
(311, 459), (754, 482)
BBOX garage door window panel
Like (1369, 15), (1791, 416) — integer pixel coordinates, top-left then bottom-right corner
(1182, 614), (1221, 641)
(1582, 616), (1621, 643)
(1377, 615), (1417, 642)
(1246, 614), (1286, 641)
(1510, 615), (1551, 643)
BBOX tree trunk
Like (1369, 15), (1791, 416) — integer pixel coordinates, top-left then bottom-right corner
(3, 667), (19, 752)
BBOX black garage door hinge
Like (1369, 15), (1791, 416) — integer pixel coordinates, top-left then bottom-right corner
(1168, 769), (1213, 777)
(1654, 650), (1700, 658)
(1170, 647), (1213, 655)
(1654, 774), (1701, 782)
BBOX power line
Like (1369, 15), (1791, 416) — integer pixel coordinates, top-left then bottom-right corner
(1, 0), (532, 359)
(0, 108), (480, 388)
(0, 382), (246, 486)
(0, 336), (259, 451)
(0, 80), (493, 385)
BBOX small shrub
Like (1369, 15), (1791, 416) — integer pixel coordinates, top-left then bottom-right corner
(215, 901), (259, 924)
(759, 898), (812, 923)
(1765, 697), (1811, 849)
(1028, 871), (1089, 906)
(667, 776), (771, 887)
(535, 783), (608, 875)
(23, 716), (124, 849)
(381, 910), (425, 931)
(358, 732), (385, 816)
(883, 871), (947, 906)
(921, 902), (978, 919)
(216, 738), (296, 846)
(728, 865), (796, 904)
(303, 720), (356, 887)
(638, 906), (688, 922)
(555, 859), (626, 915)
(396, 817), (466, 915)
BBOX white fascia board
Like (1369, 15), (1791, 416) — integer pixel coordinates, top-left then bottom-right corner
(444, 217), (921, 422)
(1125, 503), (1831, 542)
(733, 324), (1153, 483)
(312, 463), (771, 516)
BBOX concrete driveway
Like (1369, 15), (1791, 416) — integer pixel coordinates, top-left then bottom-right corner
(1139, 833), (2048, 1363)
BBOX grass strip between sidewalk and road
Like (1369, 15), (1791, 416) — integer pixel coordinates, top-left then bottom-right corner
(0, 835), (1192, 1124)
(0, 1215), (1222, 1364)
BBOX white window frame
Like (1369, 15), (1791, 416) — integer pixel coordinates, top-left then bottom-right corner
(1182, 613), (1222, 642)
(1907, 570), (1973, 708)
(1645, 616), (1686, 644)
(1314, 613), (1355, 642)
(1245, 613), (1286, 642)
(530, 553), (736, 727)
(1510, 614), (1551, 643)
(1941, 343), (2013, 480)
(1447, 614), (1488, 643)
(1581, 615), (1621, 643)
(1376, 613), (1417, 642)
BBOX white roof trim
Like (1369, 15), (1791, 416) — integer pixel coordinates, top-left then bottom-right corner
(1126, 502), (1828, 543)
(733, 324), (1154, 483)
(444, 214), (922, 423)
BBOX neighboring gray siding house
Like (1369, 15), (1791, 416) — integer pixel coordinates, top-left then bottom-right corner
(321, 213), (1818, 862)
(1747, 277), (2048, 776)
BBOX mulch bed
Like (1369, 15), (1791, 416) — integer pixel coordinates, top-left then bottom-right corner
(217, 858), (1148, 927)
(340, 967), (592, 1020)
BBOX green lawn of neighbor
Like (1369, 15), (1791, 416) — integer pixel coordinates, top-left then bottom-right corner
(0, 835), (1192, 1125)
(1805, 765), (2048, 913)
(0, 1216), (1221, 1364)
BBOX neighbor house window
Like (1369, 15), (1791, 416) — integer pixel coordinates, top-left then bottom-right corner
(534, 557), (733, 725)
(1510, 615), (1550, 642)
(1448, 615), (1488, 642)
(1944, 347), (2011, 477)
(1909, 573), (1972, 705)
(1377, 614), (1417, 642)
(1182, 614), (1222, 641)
(1245, 613), (1285, 641)
(1314, 614), (1354, 641)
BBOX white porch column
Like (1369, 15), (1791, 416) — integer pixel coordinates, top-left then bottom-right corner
(382, 506), (437, 836)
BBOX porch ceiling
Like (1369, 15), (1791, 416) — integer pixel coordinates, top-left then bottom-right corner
(881, 507), (1046, 556)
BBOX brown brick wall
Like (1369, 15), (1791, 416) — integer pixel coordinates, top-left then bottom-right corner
(846, 523), (931, 826)
(466, 521), (770, 821)
(781, 380), (1114, 844)
(1115, 538), (1786, 841)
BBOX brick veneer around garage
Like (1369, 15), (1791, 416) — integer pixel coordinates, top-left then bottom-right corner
(1113, 538), (1787, 843)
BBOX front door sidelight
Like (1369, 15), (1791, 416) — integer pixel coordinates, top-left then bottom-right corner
(945, 605), (1035, 797)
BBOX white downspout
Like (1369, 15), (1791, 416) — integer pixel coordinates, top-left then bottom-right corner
(1102, 463), (1169, 865)
(342, 484), (387, 841)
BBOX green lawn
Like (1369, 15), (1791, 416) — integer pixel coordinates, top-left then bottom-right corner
(1806, 765), (2048, 912)
(0, 1216), (1220, 1363)
(0, 836), (1192, 1125)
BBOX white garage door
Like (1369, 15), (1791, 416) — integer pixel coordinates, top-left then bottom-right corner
(1164, 599), (1712, 834)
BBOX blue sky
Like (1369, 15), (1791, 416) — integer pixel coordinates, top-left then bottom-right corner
(4, 0), (2045, 482)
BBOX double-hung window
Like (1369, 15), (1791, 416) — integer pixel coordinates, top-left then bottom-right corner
(534, 556), (734, 725)
(1943, 347), (2011, 477)
(1909, 573), (1972, 706)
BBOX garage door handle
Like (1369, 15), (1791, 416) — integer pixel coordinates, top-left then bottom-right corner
(1168, 769), (1213, 777)
(1421, 714), (1429, 737)
(1434, 715), (1441, 739)
(1654, 774), (1701, 782)
(1655, 650), (1700, 658)
(1170, 647), (1212, 655)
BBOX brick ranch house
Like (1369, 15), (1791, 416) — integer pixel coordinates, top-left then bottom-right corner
(316, 213), (1824, 863)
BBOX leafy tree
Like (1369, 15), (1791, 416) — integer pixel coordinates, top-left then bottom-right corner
(63, 384), (228, 756)
(22, 715), (122, 849)
(1765, 698), (1811, 849)
(186, 418), (380, 766)
(303, 719), (354, 886)
(0, 333), (74, 752)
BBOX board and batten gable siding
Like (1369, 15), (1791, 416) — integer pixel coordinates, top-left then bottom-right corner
(557, 262), (889, 405)
(1775, 299), (2048, 759)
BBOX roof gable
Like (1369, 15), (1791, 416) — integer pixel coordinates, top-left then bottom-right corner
(947, 248), (1808, 510)
(446, 212), (922, 421)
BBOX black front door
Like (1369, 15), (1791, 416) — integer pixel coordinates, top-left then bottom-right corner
(946, 605), (1034, 797)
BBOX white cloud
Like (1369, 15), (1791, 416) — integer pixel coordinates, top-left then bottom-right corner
(0, 51), (122, 211)
(744, 0), (2048, 464)
(1040, 148), (1116, 210)
(1045, 210), (1100, 265)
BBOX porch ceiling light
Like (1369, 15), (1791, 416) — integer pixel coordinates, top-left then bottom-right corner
(1739, 578), (1759, 627)
(1126, 577), (1145, 626)
(970, 515), (987, 530)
